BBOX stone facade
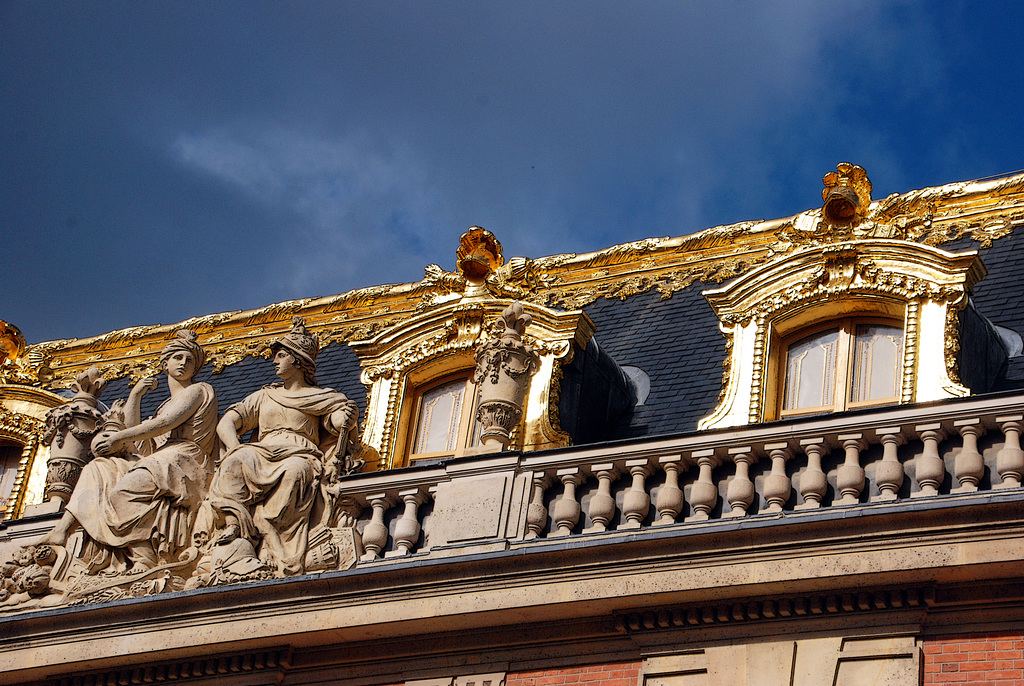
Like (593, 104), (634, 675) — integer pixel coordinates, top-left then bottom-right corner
(2, 166), (1024, 684)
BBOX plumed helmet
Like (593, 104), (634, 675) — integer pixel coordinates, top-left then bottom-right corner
(272, 316), (319, 372)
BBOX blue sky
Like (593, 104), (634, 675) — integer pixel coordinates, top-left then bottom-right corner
(3, 1), (1023, 343)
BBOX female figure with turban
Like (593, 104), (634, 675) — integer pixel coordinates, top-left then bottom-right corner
(206, 317), (358, 576)
(37, 330), (218, 574)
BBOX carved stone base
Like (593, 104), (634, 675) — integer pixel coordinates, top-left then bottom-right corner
(477, 400), (523, 449)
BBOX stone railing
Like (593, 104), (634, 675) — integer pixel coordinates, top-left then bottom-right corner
(332, 392), (1024, 560)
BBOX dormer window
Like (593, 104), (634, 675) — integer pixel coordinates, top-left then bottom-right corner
(408, 374), (482, 462)
(0, 439), (24, 516)
(781, 319), (903, 417)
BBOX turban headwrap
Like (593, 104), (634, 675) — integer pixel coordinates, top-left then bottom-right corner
(159, 329), (206, 373)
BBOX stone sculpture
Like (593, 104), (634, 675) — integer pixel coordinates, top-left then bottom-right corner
(39, 366), (107, 506)
(202, 316), (360, 577)
(473, 302), (541, 449)
(36, 330), (218, 577)
(1, 319), (369, 612)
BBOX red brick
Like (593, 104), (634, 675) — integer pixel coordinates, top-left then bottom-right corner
(961, 662), (996, 672)
(929, 673), (968, 682)
(990, 651), (1022, 660)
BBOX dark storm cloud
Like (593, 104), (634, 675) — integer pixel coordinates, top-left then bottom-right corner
(3, 1), (1023, 343)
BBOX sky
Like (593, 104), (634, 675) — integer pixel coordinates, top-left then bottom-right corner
(3, 1), (1023, 344)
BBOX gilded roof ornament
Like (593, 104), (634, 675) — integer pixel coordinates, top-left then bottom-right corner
(0, 321), (53, 386)
(822, 162), (872, 226)
(23, 169), (1024, 387)
(457, 226), (504, 284)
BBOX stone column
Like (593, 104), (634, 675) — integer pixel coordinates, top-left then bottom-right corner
(583, 464), (618, 533)
(686, 449), (719, 522)
(996, 416), (1024, 489)
(473, 302), (541, 450)
(360, 493), (395, 561)
(550, 468), (583, 537)
(763, 442), (792, 514)
(725, 447), (756, 517)
(40, 367), (107, 507)
(873, 427), (905, 502)
(912, 424), (946, 497)
(952, 419), (985, 493)
(524, 472), (552, 540)
(654, 455), (687, 525)
(796, 439), (827, 510)
(620, 458), (652, 529)
(837, 434), (866, 505)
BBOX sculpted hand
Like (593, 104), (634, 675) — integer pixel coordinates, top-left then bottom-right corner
(93, 433), (127, 457)
(131, 376), (159, 397)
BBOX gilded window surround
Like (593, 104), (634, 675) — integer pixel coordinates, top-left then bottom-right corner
(0, 386), (65, 520)
(348, 301), (594, 470)
(699, 239), (985, 430)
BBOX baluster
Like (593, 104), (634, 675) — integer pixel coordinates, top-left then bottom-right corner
(655, 455), (686, 525)
(584, 464), (617, 533)
(837, 434), (866, 505)
(953, 419), (985, 493)
(873, 427), (905, 502)
(359, 493), (394, 562)
(912, 424), (946, 497)
(550, 468), (583, 537)
(796, 439), (827, 510)
(620, 458), (652, 529)
(685, 449), (719, 522)
(763, 442), (791, 514)
(388, 489), (426, 557)
(996, 416), (1024, 489)
(524, 473), (552, 540)
(726, 447), (756, 517)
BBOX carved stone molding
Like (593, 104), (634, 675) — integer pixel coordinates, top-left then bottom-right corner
(700, 239), (984, 430)
(49, 647), (292, 686)
(350, 300), (593, 468)
(615, 585), (932, 633)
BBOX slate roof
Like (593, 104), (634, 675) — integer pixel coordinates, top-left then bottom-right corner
(92, 227), (1024, 450)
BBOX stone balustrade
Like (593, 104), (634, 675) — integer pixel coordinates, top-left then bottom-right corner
(328, 392), (1024, 561)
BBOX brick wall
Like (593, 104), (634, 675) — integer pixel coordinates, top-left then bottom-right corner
(506, 661), (642, 686)
(924, 633), (1024, 684)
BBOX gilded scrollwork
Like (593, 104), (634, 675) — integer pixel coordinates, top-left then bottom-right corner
(944, 305), (963, 386)
(23, 167), (1024, 394)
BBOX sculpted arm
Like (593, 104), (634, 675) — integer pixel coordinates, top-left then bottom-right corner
(325, 398), (359, 436)
(123, 377), (159, 429)
(94, 386), (206, 456)
(217, 409), (245, 452)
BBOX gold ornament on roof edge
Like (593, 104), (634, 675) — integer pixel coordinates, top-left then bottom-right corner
(457, 227), (504, 284)
(822, 162), (872, 226)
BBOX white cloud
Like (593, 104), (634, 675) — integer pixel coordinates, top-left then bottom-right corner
(172, 126), (444, 293)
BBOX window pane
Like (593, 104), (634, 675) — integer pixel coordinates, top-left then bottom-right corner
(784, 329), (839, 410)
(851, 324), (902, 403)
(413, 379), (465, 454)
(0, 441), (23, 514)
